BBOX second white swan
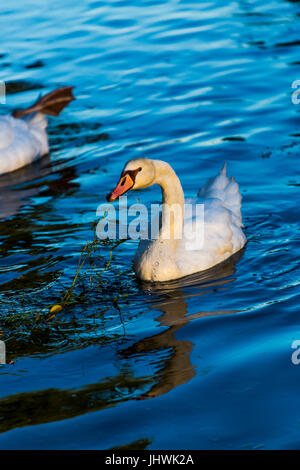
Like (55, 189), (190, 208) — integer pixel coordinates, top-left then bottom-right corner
(0, 87), (74, 176)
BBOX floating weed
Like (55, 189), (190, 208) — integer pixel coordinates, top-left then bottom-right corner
(48, 203), (126, 312)
(0, 204), (130, 347)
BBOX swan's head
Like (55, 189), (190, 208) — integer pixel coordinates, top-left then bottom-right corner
(106, 158), (155, 202)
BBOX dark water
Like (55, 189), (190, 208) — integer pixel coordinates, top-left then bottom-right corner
(0, 0), (299, 450)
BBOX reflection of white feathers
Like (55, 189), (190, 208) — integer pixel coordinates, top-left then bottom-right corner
(0, 113), (49, 176)
(176, 163), (247, 277)
(0, 154), (51, 219)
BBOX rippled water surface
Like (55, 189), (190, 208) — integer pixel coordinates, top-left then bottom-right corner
(0, 0), (299, 450)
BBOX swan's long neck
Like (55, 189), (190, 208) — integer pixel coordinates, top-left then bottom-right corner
(153, 161), (185, 248)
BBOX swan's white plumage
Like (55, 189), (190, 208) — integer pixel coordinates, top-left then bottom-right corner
(0, 113), (49, 175)
(176, 164), (246, 277)
(109, 158), (247, 282)
(0, 86), (75, 176)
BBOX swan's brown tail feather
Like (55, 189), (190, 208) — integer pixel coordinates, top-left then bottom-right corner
(12, 86), (75, 118)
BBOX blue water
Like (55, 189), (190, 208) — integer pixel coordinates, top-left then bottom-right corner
(0, 0), (299, 450)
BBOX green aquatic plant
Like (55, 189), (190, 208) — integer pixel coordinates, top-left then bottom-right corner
(0, 204), (129, 348)
(49, 203), (127, 317)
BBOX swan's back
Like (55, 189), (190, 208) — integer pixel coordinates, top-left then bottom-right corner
(0, 113), (48, 175)
(177, 164), (246, 276)
(0, 86), (74, 176)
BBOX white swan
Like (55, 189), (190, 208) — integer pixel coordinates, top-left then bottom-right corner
(106, 158), (247, 282)
(0, 87), (74, 176)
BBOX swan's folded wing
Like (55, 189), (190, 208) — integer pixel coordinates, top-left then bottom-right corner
(198, 164), (244, 228)
(0, 116), (13, 149)
(177, 196), (246, 276)
(0, 116), (45, 175)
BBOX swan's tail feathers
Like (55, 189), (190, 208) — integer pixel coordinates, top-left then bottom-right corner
(198, 163), (244, 228)
(198, 162), (228, 198)
(12, 86), (75, 119)
(221, 161), (227, 175)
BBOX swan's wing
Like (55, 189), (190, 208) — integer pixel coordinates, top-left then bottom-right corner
(198, 163), (243, 228)
(177, 197), (246, 276)
(176, 165), (246, 276)
(0, 115), (48, 175)
(0, 116), (14, 149)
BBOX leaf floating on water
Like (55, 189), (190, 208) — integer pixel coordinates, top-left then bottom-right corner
(50, 304), (63, 314)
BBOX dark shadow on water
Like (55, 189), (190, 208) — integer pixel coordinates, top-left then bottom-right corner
(48, 121), (109, 151)
(25, 60), (45, 70)
(4, 80), (44, 96)
(120, 249), (245, 399)
(0, 373), (152, 436)
(109, 438), (152, 450)
(0, 250), (245, 436)
(0, 158), (80, 295)
(0, 154), (51, 219)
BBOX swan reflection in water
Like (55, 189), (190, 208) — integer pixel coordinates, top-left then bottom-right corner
(0, 156), (79, 291)
(0, 250), (245, 434)
(0, 155), (52, 219)
(120, 249), (245, 399)
(0, 154), (80, 220)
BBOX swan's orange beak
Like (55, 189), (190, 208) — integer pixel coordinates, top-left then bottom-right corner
(106, 172), (135, 202)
